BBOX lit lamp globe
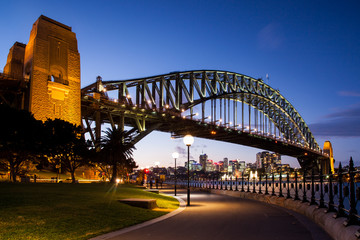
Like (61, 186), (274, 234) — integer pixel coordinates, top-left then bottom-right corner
(172, 152), (179, 159)
(183, 135), (194, 146)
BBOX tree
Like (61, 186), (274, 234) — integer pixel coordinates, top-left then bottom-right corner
(99, 128), (137, 183)
(44, 119), (91, 183)
(0, 104), (43, 182)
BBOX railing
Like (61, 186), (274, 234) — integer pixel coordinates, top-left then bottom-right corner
(171, 157), (360, 227)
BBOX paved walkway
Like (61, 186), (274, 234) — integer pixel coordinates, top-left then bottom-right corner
(94, 188), (332, 240)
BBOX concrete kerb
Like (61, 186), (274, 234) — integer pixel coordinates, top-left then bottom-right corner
(89, 195), (186, 240)
(209, 189), (359, 240)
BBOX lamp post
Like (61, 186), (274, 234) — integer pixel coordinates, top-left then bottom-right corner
(172, 152), (179, 196)
(183, 134), (194, 206)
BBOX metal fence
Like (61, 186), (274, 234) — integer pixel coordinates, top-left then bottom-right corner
(172, 157), (360, 227)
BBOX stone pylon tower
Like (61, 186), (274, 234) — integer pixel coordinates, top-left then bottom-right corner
(23, 15), (81, 126)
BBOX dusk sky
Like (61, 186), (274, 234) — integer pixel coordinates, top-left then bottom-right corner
(1, 0), (359, 168)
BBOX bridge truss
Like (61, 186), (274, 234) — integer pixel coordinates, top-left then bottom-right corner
(81, 70), (329, 170)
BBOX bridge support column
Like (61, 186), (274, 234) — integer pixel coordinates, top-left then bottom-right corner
(95, 111), (101, 143)
(118, 113), (125, 131)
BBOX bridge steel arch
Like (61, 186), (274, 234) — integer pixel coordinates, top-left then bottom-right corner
(81, 70), (328, 170)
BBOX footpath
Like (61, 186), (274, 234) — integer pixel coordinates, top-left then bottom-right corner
(91, 188), (332, 240)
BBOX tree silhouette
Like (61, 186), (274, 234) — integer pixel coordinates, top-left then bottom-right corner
(44, 119), (91, 183)
(0, 104), (43, 182)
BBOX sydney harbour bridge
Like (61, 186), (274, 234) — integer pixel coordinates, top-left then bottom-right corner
(81, 70), (331, 171)
(0, 16), (332, 173)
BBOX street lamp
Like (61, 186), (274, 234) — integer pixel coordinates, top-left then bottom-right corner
(183, 134), (194, 206)
(172, 152), (179, 196)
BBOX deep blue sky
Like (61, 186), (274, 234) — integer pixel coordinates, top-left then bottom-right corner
(1, 0), (359, 168)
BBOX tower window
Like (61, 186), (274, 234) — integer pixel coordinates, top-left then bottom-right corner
(49, 73), (68, 85)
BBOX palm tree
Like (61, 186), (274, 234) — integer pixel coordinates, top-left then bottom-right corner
(100, 128), (136, 183)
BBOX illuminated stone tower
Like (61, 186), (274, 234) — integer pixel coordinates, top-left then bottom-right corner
(23, 15), (81, 125)
(323, 141), (334, 174)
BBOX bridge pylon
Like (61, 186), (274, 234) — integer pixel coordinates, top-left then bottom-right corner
(322, 141), (334, 174)
(2, 16), (81, 125)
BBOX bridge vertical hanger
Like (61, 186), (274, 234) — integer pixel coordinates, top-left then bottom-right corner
(233, 76), (237, 128)
(214, 99), (217, 124)
(248, 96), (251, 133)
(223, 97), (226, 126)
(220, 98), (222, 125)
(201, 72), (206, 122)
(95, 111), (101, 143)
(159, 77), (164, 109)
(166, 78), (170, 109)
(152, 82), (156, 109)
(242, 95), (244, 131)
(228, 97), (230, 127)
(176, 73), (182, 109)
(189, 72), (194, 119)
(255, 101), (258, 132)
(141, 80), (146, 108)
(136, 85), (140, 107)
(211, 99), (214, 124)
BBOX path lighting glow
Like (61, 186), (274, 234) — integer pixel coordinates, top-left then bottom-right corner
(116, 178), (120, 184)
(250, 171), (258, 180)
(183, 134), (194, 206)
(172, 152), (179, 196)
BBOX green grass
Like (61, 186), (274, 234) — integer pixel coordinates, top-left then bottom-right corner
(0, 183), (179, 240)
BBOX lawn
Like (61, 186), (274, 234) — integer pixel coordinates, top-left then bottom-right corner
(0, 183), (179, 240)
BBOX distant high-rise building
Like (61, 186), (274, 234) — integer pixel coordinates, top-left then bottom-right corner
(185, 160), (198, 171)
(238, 161), (246, 173)
(213, 162), (221, 172)
(229, 160), (239, 173)
(218, 161), (224, 172)
(205, 159), (215, 172)
(256, 151), (281, 172)
(199, 153), (208, 170)
(223, 158), (229, 171)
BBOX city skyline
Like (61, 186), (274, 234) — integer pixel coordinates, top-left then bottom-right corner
(1, 1), (359, 168)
